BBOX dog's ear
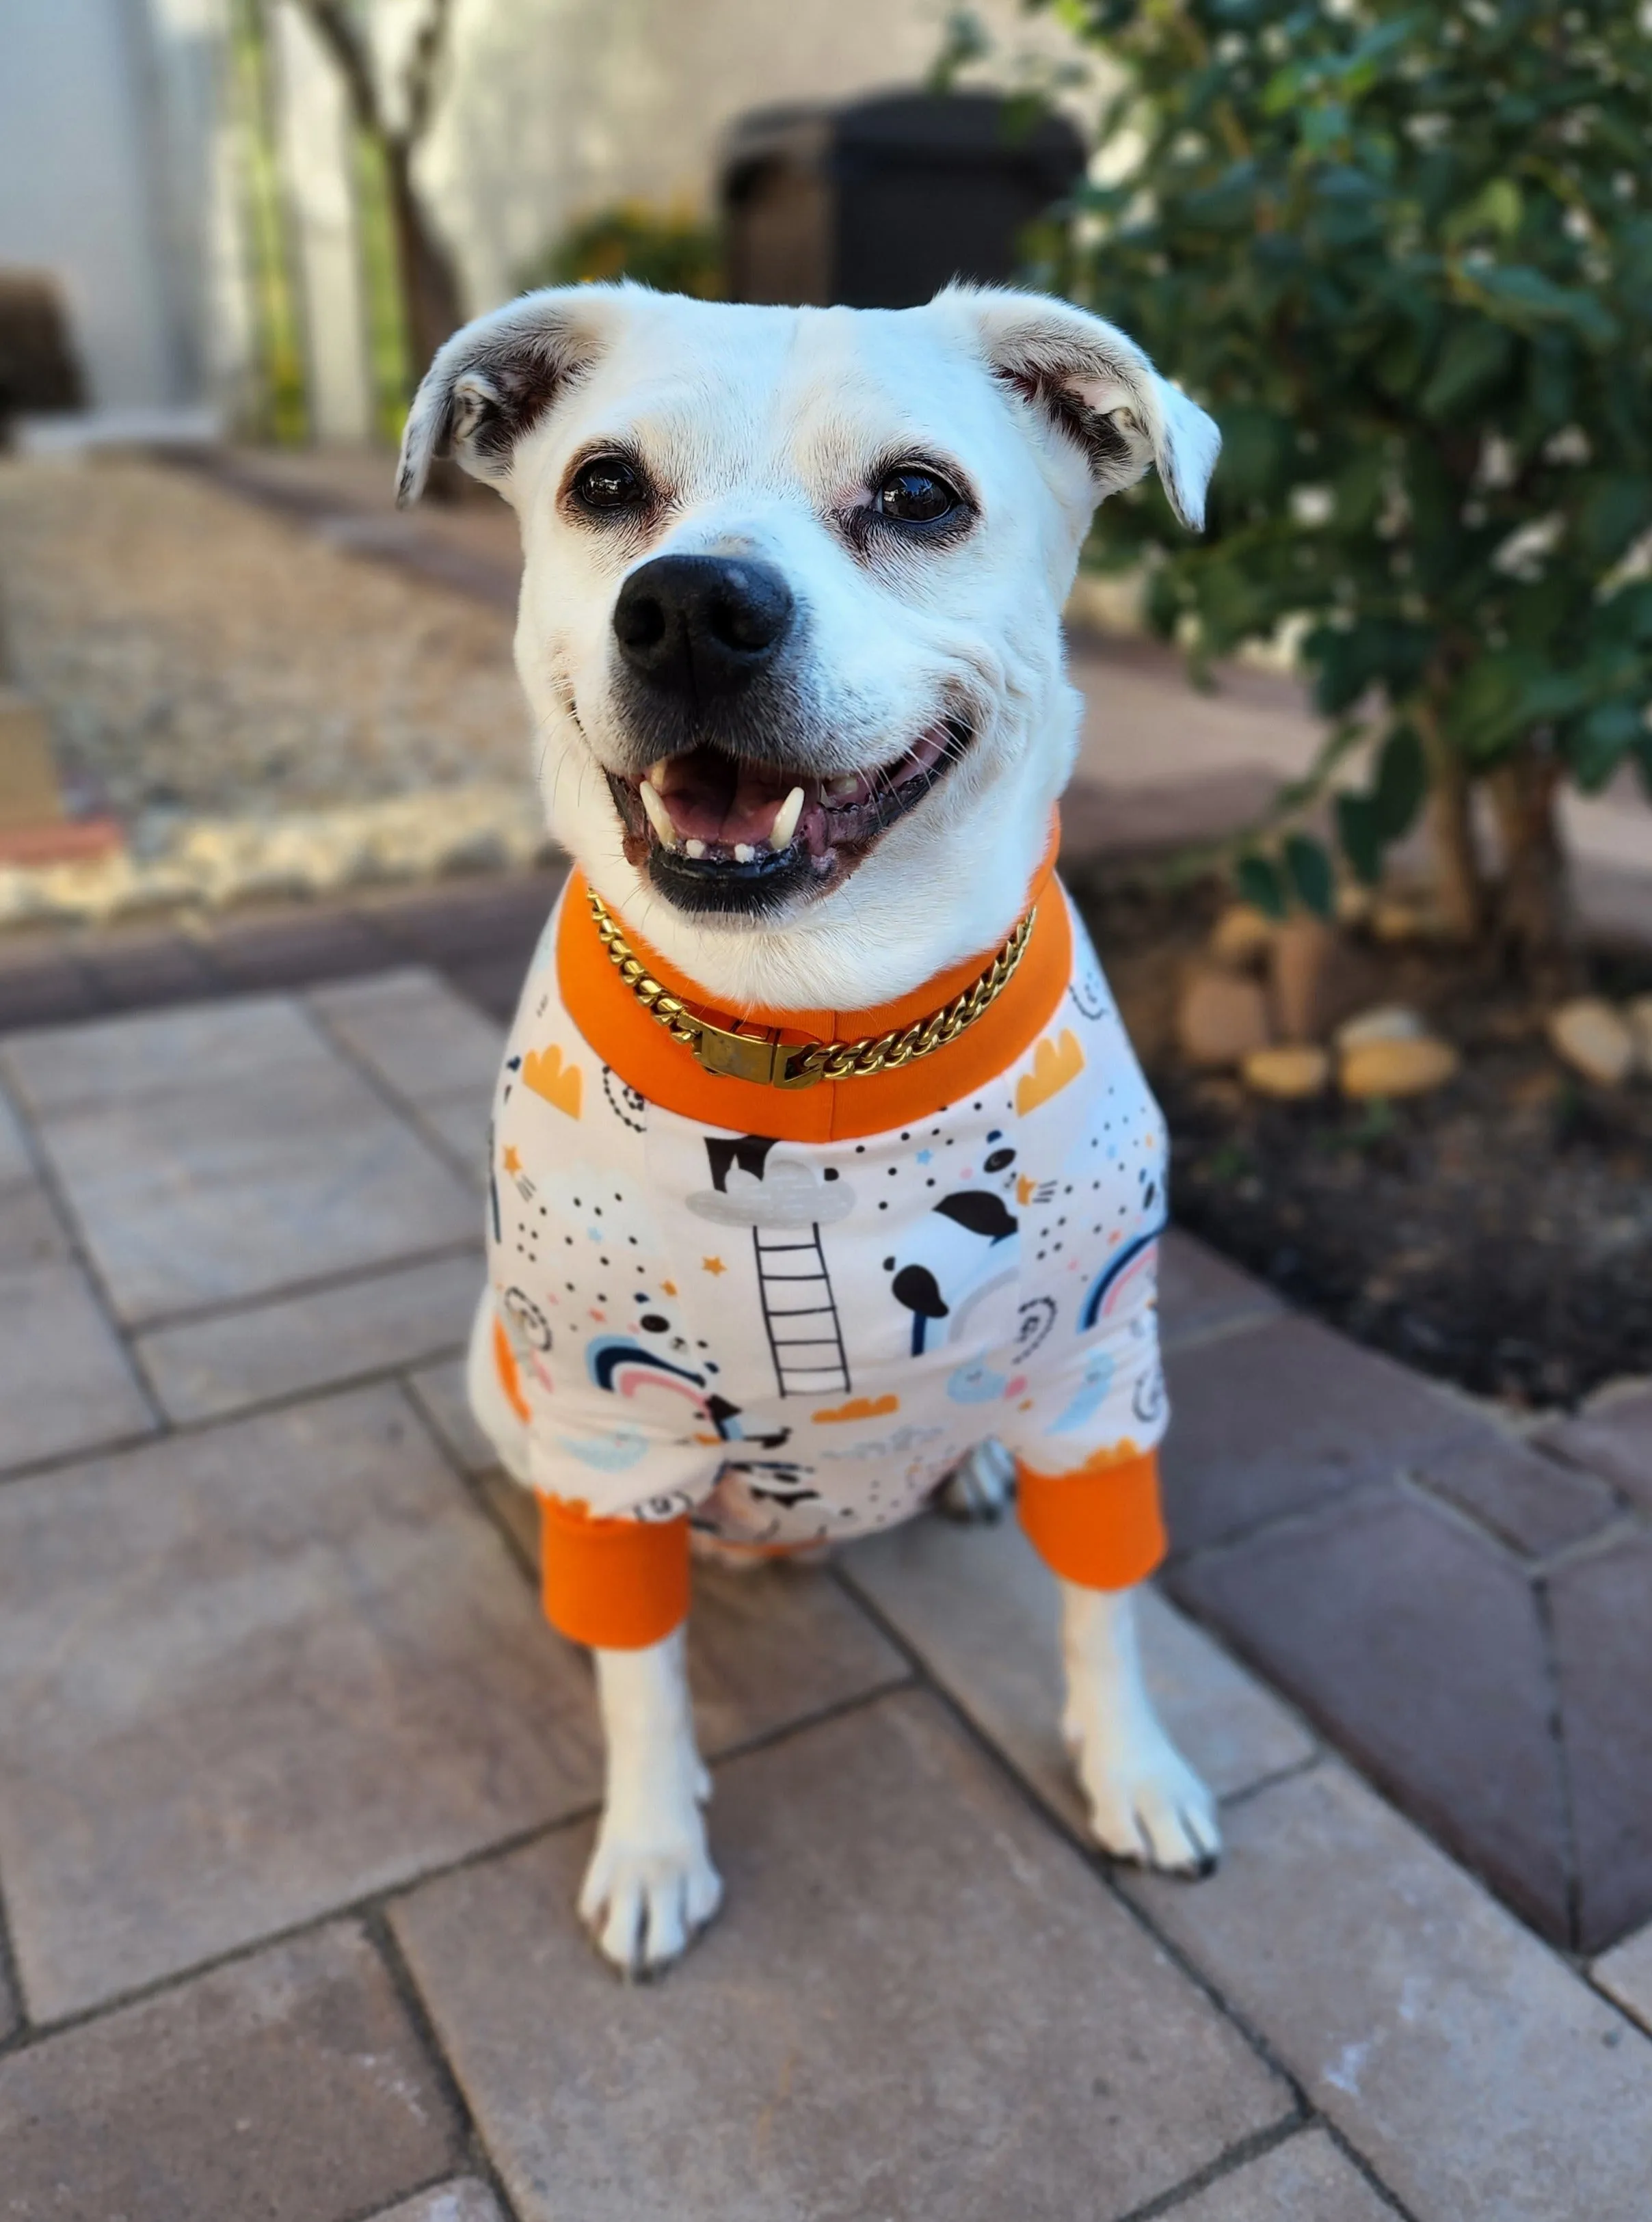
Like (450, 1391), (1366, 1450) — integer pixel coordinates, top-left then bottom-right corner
(395, 287), (615, 507)
(949, 287), (1220, 532)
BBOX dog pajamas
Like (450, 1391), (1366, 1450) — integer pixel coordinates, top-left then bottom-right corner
(484, 848), (1171, 1649)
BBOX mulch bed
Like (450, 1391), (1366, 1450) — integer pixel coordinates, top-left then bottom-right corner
(1069, 864), (1652, 1409)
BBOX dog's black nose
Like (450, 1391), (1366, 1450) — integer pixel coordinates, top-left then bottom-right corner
(613, 555), (794, 698)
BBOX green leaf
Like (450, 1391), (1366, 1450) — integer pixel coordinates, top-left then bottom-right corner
(1237, 853), (1288, 920)
(1466, 265), (1619, 348)
(1283, 833), (1336, 918)
(1335, 793), (1383, 887)
(1566, 700), (1647, 791)
(1576, 477), (1652, 568)
(1370, 723), (1426, 840)
(1441, 177), (1522, 249)
(1420, 320), (1515, 419)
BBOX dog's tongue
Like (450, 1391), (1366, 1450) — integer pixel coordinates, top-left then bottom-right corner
(653, 748), (797, 846)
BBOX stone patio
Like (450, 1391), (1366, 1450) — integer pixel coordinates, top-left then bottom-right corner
(1, 928), (1651, 2219)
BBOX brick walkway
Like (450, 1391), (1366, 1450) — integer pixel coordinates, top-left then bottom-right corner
(1, 907), (1650, 2218)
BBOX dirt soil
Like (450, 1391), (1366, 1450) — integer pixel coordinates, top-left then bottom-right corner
(1069, 865), (1652, 1410)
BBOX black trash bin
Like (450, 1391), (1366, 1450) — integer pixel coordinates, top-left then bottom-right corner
(721, 92), (1085, 309)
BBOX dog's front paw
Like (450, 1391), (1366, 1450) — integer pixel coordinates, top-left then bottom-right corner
(1067, 1711), (1221, 1879)
(578, 1811), (723, 1978)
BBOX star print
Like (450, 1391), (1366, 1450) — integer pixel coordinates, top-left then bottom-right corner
(502, 1145), (522, 1175)
(915, 1147), (933, 1164)
(662, 1280), (678, 1296)
(589, 1307), (607, 1322)
(701, 1256), (727, 1276)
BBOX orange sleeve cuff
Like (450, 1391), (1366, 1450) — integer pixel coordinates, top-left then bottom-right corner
(1015, 1447), (1167, 1592)
(537, 1494), (691, 1650)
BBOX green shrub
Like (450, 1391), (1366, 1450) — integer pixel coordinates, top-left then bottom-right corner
(1031, 0), (1652, 968)
(518, 201), (723, 300)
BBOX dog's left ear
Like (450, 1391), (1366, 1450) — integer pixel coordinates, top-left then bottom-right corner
(395, 286), (617, 507)
(951, 287), (1220, 532)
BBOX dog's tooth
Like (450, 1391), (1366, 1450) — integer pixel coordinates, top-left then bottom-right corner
(685, 838), (706, 859)
(639, 781), (678, 846)
(769, 786), (805, 848)
(645, 758), (671, 791)
(733, 842), (756, 864)
(824, 773), (859, 800)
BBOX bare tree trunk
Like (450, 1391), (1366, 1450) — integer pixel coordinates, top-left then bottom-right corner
(1414, 696), (1483, 942)
(383, 139), (468, 500)
(1488, 743), (1575, 983)
(384, 139), (463, 375)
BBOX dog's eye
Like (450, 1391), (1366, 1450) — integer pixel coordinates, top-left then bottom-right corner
(875, 466), (961, 526)
(572, 455), (646, 512)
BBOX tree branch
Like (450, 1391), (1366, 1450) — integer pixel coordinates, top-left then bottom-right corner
(287, 0), (383, 138)
(401, 0), (456, 148)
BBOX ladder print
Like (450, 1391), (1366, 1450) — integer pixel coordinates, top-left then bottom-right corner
(751, 1223), (851, 1397)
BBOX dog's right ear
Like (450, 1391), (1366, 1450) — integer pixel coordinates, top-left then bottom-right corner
(395, 287), (614, 507)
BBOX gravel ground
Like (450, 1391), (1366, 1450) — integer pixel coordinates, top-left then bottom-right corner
(0, 455), (535, 831)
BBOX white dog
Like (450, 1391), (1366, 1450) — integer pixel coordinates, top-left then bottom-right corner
(398, 282), (1222, 1977)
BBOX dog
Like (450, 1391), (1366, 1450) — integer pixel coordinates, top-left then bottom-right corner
(397, 280), (1222, 1977)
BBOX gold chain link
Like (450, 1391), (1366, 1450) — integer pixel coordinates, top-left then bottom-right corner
(586, 887), (1035, 1090)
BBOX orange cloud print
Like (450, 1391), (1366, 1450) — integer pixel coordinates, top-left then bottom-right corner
(812, 1393), (900, 1424)
(1015, 1028), (1085, 1115)
(521, 1043), (583, 1119)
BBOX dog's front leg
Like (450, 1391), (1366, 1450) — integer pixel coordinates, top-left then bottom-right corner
(1059, 1581), (1221, 1877)
(578, 1627), (722, 1977)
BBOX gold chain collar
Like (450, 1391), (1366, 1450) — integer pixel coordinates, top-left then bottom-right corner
(585, 887), (1035, 1090)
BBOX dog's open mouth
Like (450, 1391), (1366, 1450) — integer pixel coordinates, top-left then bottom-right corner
(606, 718), (970, 911)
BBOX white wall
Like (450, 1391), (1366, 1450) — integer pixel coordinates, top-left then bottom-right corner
(0, 0), (1100, 425)
(420, 0), (1097, 315)
(0, 0), (196, 407)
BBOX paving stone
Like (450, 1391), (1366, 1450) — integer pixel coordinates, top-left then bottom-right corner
(0, 1083), (33, 1186)
(475, 1466), (538, 1562)
(1593, 1918), (1652, 2037)
(34, 1041), (479, 1324)
(1161, 2130), (1395, 2222)
(1161, 1314), (1475, 1553)
(1536, 1385), (1652, 1512)
(844, 1514), (1313, 1836)
(1, 993), (325, 1116)
(1169, 1486), (1570, 1942)
(443, 948), (533, 1021)
(1547, 1531), (1652, 1954)
(0, 1387), (603, 2017)
(0, 1924), (459, 2222)
(1125, 1758), (1652, 2222)
(0, 1182), (154, 1471)
(686, 1559), (908, 1756)
(407, 1352), (498, 1476)
(1413, 1430), (1620, 1557)
(393, 1691), (1289, 2222)
(309, 966), (505, 1106)
(403, 1398), (910, 1761)
(416, 1086), (494, 1188)
(137, 1250), (480, 1421)
(367, 2184), (506, 2222)
(1157, 1228), (1283, 1350)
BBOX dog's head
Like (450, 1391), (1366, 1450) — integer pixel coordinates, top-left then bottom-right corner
(399, 285), (1216, 1005)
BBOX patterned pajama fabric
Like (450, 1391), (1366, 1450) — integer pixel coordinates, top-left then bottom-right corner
(487, 883), (1169, 1581)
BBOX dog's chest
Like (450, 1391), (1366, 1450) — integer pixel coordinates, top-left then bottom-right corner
(487, 932), (1167, 1451)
